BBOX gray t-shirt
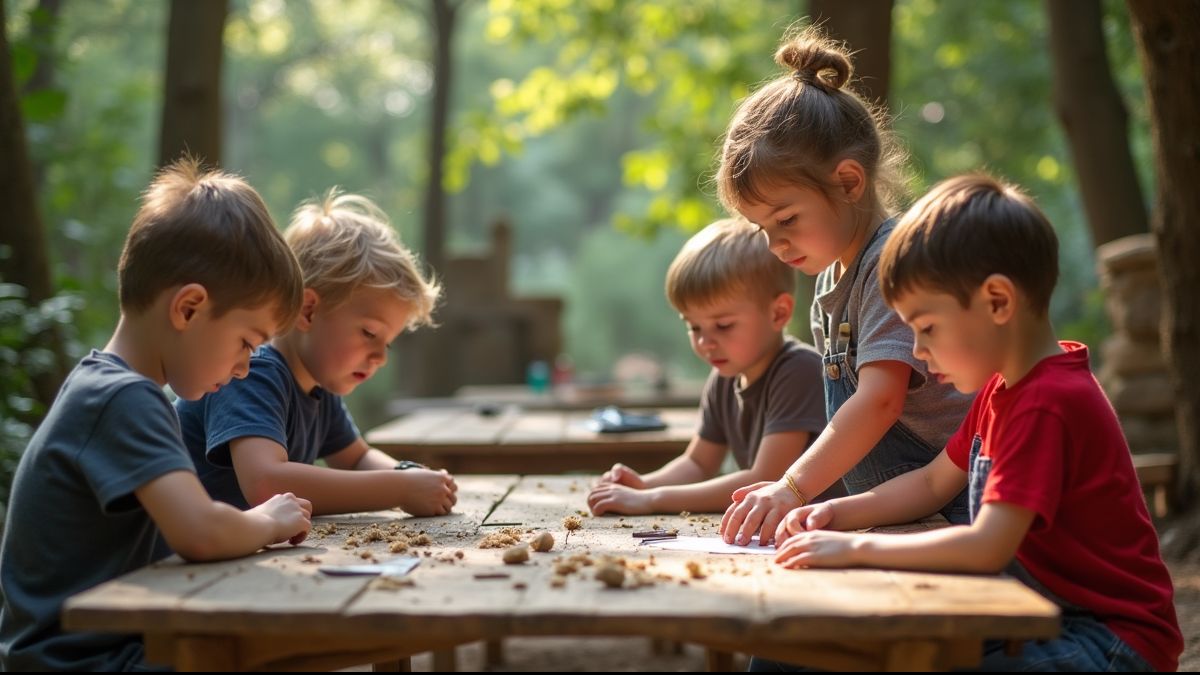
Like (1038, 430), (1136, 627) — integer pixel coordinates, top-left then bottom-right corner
(810, 220), (973, 450)
(697, 337), (826, 469)
(0, 350), (195, 671)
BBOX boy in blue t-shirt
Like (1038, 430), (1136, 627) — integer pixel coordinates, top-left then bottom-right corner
(0, 159), (312, 671)
(177, 190), (457, 516)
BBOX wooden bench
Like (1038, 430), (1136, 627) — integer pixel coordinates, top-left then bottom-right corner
(1133, 452), (1178, 518)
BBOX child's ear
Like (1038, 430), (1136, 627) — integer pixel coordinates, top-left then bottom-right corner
(832, 159), (867, 204)
(771, 292), (795, 330)
(980, 274), (1017, 325)
(294, 288), (321, 332)
(168, 284), (208, 331)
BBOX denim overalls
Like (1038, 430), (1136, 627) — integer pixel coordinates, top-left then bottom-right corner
(819, 227), (970, 524)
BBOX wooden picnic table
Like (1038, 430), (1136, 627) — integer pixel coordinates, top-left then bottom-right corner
(453, 380), (705, 411)
(365, 407), (699, 474)
(64, 475), (1059, 672)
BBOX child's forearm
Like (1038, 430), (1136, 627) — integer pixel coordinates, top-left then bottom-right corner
(640, 455), (712, 488)
(353, 448), (405, 471)
(824, 467), (952, 531)
(786, 388), (903, 499)
(647, 469), (768, 513)
(242, 462), (408, 515)
(179, 501), (281, 561)
(849, 526), (1011, 574)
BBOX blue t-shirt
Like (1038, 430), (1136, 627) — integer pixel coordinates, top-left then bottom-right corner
(0, 350), (195, 671)
(175, 345), (360, 509)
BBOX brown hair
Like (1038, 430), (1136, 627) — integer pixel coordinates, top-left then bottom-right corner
(118, 157), (303, 327)
(285, 189), (441, 329)
(666, 218), (795, 311)
(716, 26), (906, 214)
(879, 174), (1059, 316)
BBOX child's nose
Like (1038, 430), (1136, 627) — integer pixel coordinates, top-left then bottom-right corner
(232, 357), (251, 379)
(911, 339), (928, 361)
(370, 347), (387, 366)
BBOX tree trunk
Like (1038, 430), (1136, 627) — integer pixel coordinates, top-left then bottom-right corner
(20, 0), (62, 190)
(0, 0), (67, 406)
(1125, 0), (1200, 507)
(405, 0), (460, 396)
(802, 1), (893, 347)
(808, 0), (893, 106)
(422, 0), (458, 278)
(1047, 0), (1148, 247)
(159, 0), (228, 167)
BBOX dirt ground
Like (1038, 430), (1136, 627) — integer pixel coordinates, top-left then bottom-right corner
(344, 561), (1200, 671)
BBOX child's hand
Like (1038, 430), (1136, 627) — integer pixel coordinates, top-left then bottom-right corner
(773, 503), (835, 546)
(596, 463), (646, 489)
(255, 492), (313, 546)
(719, 480), (802, 546)
(586, 483), (654, 516)
(773, 530), (860, 569)
(397, 468), (458, 517)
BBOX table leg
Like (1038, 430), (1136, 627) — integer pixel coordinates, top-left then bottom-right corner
(373, 657), (411, 672)
(706, 648), (734, 671)
(485, 639), (504, 666)
(173, 636), (239, 671)
(432, 647), (457, 672)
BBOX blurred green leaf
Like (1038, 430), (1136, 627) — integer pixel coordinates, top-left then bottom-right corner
(19, 88), (67, 123)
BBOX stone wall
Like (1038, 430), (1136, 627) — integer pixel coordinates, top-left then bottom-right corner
(1097, 233), (1178, 455)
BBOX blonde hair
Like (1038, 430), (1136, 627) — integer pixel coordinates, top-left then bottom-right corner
(716, 26), (907, 214)
(119, 156), (303, 328)
(285, 189), (441, 329)
(666, 218), (795, 311)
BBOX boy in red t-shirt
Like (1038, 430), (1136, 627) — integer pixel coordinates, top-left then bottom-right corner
(761, 175), (1181, 672)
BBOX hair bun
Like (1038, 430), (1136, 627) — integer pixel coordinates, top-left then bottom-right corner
(775, 30), (853, 92)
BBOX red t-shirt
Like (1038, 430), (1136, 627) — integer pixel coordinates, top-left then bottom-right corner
(946, 342), (1182, 671)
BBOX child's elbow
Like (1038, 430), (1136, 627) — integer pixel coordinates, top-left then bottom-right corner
(965, 532), (1017, 574)
(242, 474), (285, 508)
(165, 524), (224, 562)
(172, 539), (218, 562)
(865, 389), (906, 422)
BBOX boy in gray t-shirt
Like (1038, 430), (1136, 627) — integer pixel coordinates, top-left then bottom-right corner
(587, 219), (831, 515)
(0, 160), (312, 671)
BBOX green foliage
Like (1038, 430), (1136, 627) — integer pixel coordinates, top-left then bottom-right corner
(451, 0), (794, 236)
(455, 0), (1148, 374)
(0, 281), (82, 508)
(5, 0), (1149, 424)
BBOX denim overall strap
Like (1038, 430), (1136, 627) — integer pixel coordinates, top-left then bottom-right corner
(968, 434), (1092, 614)
(821, 226), (969, 524)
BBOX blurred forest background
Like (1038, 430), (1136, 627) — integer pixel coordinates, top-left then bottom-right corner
(5, 0), (1200, 519)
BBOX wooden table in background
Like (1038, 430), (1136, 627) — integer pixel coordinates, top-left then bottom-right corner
(365, 407), (698, 474)
(64, 475), (1059, 672)
(453, 381), (704, 411)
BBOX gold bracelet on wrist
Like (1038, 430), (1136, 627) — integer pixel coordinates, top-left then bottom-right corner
(783, 472), (808, 507)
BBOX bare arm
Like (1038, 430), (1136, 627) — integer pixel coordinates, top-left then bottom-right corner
(137, 470), (311, 562)
(639, 436), (727, 487)
(721, 360), (912, 545)
(230, 436), (456, 516)
(323, 438), (406, 471)
(787, 360), (912, 497)
(776, 450), (967, 541)
(774, 500), (1034, 574)
(640, 431), (811, 514)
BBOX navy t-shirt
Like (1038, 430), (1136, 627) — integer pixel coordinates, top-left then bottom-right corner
(175, 345), (360, 509)
(0, 350), (195, 671)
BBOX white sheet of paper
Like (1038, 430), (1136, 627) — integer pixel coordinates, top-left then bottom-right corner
(318, 556), (421, 577)
(642, 535), (776, 555)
